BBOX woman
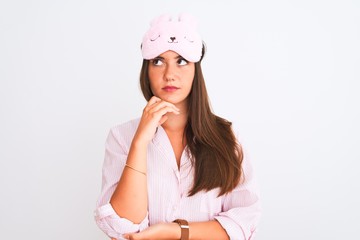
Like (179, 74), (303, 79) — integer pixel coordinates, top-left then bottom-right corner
(94, 13), (261, 240)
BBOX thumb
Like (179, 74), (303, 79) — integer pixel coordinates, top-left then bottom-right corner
(122, 234), (130, 240)
(158, 115), (168, 126)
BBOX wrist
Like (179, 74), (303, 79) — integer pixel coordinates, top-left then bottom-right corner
(131, 136), (150, 149)
(173, 219), (189, 240)
(161, 222), (181, 240)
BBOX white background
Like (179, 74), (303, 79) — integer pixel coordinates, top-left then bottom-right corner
(1, 0), (359, 239)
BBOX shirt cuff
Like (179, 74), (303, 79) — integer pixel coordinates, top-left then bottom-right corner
(94, 203), (149, 238)
(215, 215), (248, 240)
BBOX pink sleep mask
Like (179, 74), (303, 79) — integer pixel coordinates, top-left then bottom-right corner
(141, 13), (203, 62)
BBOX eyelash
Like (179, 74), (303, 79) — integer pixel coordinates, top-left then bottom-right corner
(177, 58), (188, 65)
(152, 58), (163, 66)
(151, 58), (188, 66)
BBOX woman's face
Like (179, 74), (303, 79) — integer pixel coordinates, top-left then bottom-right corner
(148, 50), (195, 108)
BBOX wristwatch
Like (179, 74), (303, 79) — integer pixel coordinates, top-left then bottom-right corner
(173, 219), (189, 240)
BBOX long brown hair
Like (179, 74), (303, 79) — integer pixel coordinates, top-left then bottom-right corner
(139, 46), (243, 197)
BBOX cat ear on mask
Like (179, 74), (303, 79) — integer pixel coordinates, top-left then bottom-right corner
(178, 13), (198, 28)
(150, 14), (172, 27)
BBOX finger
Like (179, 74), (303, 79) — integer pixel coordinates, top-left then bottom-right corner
(148, 102), (180, 114)
(144, 97), (162, 113)
(158, 115), (168, 125)
(147, 96), (162, 106)
(150, 107), (180, 122)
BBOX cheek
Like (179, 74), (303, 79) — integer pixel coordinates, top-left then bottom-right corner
(186, 79), (195, 92)
(148, 77), (162, 96)
(148, 80), (158, 95)
(183, 68), (195, 88)
(148, 68), (155, 82)
(148, 69), (159, 88)
(148, 66), (163, 82)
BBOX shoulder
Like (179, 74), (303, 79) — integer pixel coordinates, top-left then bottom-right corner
(111, 118), (141, 132)
(107, 118), (140, 143)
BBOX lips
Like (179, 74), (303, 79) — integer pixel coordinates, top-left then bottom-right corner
(162, 86), (179, 92)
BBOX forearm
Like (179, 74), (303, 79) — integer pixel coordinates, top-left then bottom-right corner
(188, 221), (229, 240)
(123, 220), (228, 240)
(110, 140), (148, 223)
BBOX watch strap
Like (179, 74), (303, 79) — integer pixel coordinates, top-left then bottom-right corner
(173, 219), (189, 240)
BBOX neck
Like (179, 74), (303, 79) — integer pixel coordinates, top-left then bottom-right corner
(161, 103), (188, 133)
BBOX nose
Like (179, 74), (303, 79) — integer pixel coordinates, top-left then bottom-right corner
(164, 63), (177, 81)
(170, 37), (176, 42)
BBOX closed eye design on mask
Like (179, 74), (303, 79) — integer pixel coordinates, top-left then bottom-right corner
(150, 35), (161, 41)
(184, 36), (194, 43)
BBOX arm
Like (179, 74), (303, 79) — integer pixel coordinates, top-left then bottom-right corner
(94, 126), (150, 239)
(122, 185), (260, 240)
(122, 220), (229, 240)
(109, 138), (149, 223)
(110, 96), (180, 223)
(189, 221), (229, 240)
(122, 141), (261, 240)
(95, 97), (181, 237)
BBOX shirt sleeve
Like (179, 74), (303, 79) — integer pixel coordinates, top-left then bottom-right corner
(214, 139), (262, 240)
(94, 127), (149, 239)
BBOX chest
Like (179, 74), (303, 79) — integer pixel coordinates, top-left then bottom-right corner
(165, 131), (186, 168)
(146, 146), (223, 224)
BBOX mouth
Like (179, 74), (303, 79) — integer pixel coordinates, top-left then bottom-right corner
(162, 86), (179, 92)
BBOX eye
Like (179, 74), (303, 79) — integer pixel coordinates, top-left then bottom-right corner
(177, 58), (188, 66)
(151, 58), (164, 66)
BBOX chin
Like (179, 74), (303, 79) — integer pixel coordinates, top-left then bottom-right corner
(156, 94), (188, 106)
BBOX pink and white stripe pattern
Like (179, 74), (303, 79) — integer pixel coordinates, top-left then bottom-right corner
(94, 118), (261, 240)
